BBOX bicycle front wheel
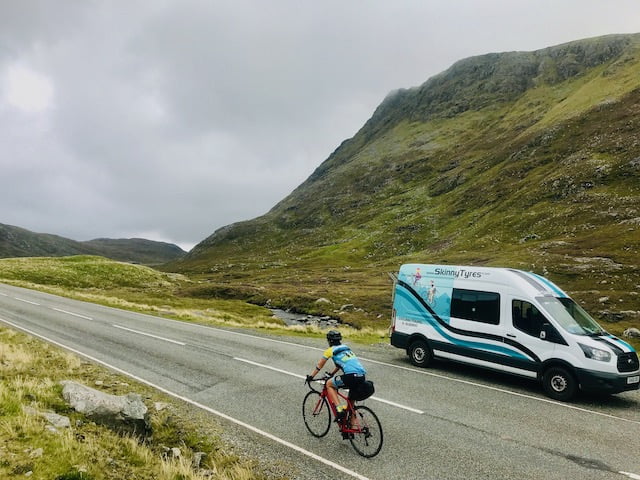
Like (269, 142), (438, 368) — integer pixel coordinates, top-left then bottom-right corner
(302, 391), (331, 437)
(349, 405), (383, 458)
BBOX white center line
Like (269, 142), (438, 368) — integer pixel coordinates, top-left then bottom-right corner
(52, 308), (93, 321)
(112, 324), (186, 346)
(234, 356), (424, 414)
(14, 297), (40, 305)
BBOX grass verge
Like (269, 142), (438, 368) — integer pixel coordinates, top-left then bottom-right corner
(0, 326), (288, 480)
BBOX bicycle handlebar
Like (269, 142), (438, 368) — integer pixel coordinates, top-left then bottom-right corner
(305, 371), (333, 392)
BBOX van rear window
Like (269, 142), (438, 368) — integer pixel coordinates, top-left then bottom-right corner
(451, 289), (500, 325)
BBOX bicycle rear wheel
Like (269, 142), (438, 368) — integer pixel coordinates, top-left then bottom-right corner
(349, 405), (383, 458)
(302, 391), (331, 437)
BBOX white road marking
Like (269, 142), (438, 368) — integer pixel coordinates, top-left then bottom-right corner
(234, 356), (424, 414)
(620, 472), (640, 479)
(112, 324), (186, 346)
(367, 395), (423, 414)
(0, 317), (372, 480)
(235, 356), (306, 378)
(52, 308), (93, 321)
(0, 292), (8, 296)
(14, 297), (40, 305)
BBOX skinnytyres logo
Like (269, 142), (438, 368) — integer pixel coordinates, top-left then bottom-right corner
(434, 267), (484, 279)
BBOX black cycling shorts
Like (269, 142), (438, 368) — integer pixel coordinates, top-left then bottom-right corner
(334, 373), (365, 389)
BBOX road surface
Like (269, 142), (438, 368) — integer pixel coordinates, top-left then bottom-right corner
(1, 283), (638, 480)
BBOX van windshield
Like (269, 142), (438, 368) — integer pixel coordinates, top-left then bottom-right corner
(536, 297), (606, 336)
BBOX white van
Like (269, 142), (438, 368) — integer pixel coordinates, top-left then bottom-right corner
(390, 264), (640, 401)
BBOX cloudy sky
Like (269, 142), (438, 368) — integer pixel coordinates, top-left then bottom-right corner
(1, 1), (638, 251)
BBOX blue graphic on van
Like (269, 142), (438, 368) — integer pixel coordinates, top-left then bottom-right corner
(529, 272), (567, 297)
(394, 281), (531, 361)
(399, 264), (454, 323)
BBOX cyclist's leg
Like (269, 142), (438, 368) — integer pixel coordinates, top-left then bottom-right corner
(326, 377), (340, 408)
(329, 376), (350, 421)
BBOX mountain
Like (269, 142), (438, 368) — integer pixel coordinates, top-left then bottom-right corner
(82, 238), (186, 264)
(0, 223), (186, 265)
(170, 33), (640, 329)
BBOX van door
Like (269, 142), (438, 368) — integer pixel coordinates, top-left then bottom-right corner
(503, 297), (562, 377)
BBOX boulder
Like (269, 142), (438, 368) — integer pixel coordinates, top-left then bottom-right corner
(623, 327), (640, 338)
(61, 381), (150, 436)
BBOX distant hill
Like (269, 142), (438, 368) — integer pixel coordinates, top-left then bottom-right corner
(164, 33), (640, 329)
(0, 223), (186, 265)
(83, 238), (186, 264)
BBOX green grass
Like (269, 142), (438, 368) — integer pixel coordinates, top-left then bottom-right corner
(0, 327), (280, 480)
(0, 256), (390, 343)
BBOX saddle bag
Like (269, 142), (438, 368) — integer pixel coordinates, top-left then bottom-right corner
(348, 380), (375, 401)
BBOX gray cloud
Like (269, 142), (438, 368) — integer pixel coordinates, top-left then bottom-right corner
(1, 1), (639, 250)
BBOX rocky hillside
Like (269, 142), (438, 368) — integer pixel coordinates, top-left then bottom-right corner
(0, 223), (186, 265)
(165, 34), (640, 329)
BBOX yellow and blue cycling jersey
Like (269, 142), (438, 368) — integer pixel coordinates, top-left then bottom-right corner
(323, 344), (366, 376)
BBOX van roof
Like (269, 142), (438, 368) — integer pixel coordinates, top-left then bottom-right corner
(399, 264), (568, 299)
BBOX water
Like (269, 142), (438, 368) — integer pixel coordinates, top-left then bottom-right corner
(270, 308), (339, 328)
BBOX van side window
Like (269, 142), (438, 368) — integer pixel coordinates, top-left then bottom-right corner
(451, 289), (500, 325)
(512, 300), (545, 337)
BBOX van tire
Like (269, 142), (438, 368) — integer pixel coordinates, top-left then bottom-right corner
(542, 366), (577, 401)
(409, 340), (432, 368)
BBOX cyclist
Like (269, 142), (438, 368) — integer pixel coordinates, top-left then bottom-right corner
(306, 330), (367, 422)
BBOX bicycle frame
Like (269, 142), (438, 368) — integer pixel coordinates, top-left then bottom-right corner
(308, 376), (359, 432)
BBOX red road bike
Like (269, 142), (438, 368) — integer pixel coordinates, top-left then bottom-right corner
(303, 373), (383, 458)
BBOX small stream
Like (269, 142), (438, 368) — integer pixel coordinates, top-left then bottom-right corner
(270, 308), (340, 328)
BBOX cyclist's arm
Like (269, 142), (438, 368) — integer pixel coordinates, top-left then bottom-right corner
(309, 356), (328, 379)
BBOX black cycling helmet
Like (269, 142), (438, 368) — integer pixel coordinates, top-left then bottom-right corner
(326, 330), (342, 346)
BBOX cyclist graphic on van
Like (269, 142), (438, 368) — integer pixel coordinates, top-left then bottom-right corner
(427, 280), (437, 306)
(413, 267), (422, 285)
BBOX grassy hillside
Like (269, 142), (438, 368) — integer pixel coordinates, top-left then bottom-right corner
(0, 223), (186, 265)
(0, 256), (277, 328)
(83, 238), (186, 265)
(0, 224), (99, 258)
(163, 34), (640, 337)
(0, 256), (387, 343)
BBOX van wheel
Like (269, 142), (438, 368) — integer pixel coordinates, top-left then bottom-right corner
(409, 340), (432, 368)
(542, 366), (577, 401)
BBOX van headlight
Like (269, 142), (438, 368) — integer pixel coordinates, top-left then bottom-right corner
(579, 343), (611, 362)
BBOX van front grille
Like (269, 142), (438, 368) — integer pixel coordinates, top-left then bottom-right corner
(618, 352), (639, 373)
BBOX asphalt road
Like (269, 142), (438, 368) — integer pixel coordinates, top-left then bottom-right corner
(1, 283), (639, 480)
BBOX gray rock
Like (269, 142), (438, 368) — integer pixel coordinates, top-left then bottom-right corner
(23, 406), (71, 430)
(61, 381), (150, 436)
(42, 411), (71, 429)
(192, 452), (206, 469)
(623, 327), (640, 338)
